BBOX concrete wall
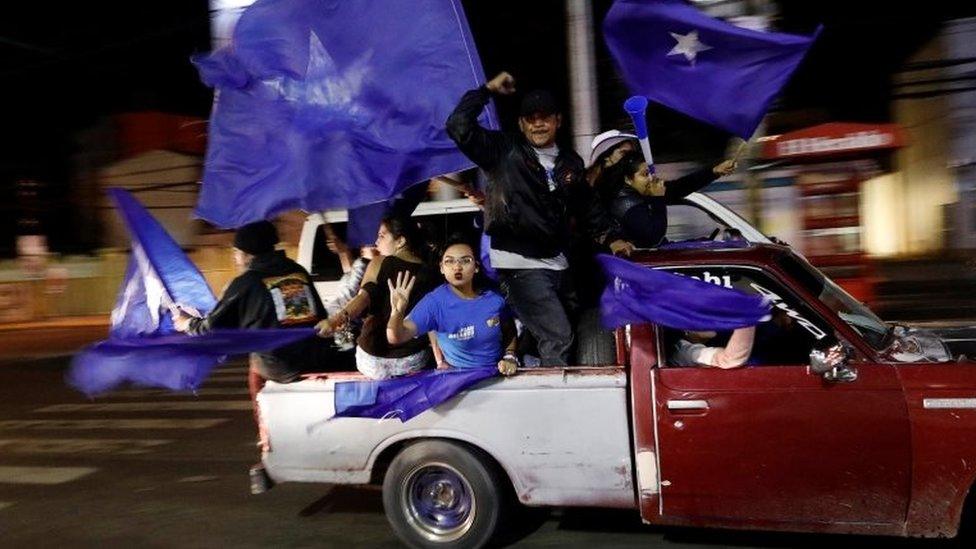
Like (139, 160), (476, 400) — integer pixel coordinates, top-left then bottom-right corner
(883, 17), (976, 255)
(97, 149), (204, 249)
(889, 33), (956, 256)
(945, 18), (976, 250)
(0, 246), (244, 323)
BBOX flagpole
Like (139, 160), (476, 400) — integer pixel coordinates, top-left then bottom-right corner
(732, 140), (748, 163)
(566, 0), (600, 157)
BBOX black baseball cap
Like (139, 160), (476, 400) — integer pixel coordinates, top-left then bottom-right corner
(519, 89), (560, 118)
(233, 220), (279, 255)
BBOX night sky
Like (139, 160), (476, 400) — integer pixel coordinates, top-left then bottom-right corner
(0, 0), (972, 254)
(0, 1), (211, 255)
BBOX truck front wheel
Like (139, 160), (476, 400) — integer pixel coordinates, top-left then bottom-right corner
(382, 440), (508, 549)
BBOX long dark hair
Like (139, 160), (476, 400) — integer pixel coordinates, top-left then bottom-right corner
(587, 138), (639, 186)
(598, 149), (646, 202)
(438, 232), (492, 292)
(381, 215), (428, 260)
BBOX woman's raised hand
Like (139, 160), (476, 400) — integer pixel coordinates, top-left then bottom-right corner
(387, 270), (416, 316)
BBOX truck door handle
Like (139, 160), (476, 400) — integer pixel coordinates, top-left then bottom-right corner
(667, 399), (709, 411)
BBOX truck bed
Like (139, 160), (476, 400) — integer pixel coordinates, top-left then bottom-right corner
(258, 367), (636, 509)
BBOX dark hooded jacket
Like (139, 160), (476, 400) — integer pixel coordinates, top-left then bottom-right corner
(187, 250), (331, 381)
(447, 86), (622, 259)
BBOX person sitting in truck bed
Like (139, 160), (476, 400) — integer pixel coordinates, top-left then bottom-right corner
(598, 150), (737, 248)
(386, 235), (519, 376)
(316, 216), (438, 379)
(172, 220), (350, 494)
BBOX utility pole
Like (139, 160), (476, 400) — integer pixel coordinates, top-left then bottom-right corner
(566, 0), (600, 158)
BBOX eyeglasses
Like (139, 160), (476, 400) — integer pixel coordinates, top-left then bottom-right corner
(442, 257), (475, 267)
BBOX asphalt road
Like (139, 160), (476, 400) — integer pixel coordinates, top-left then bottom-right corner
(0, 355), (964, 548)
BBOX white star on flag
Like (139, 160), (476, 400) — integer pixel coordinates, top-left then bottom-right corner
(667, 30), (711, 63)
(262, 31), (372, 125)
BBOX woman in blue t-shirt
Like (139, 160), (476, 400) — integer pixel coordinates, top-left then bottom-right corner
(386, 236), (518, 376)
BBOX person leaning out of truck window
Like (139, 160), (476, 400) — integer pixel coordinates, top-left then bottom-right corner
(598, 150), (737, 248)
(672, 327), (756, 369)
(386, 235), (519, 376)
(316, 215), (438, 379)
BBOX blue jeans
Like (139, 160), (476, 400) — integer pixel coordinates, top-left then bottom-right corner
(497, 268), (576, 366)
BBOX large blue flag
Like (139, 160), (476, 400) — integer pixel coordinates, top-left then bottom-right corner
(68, 189), (318, 396)
(106, 188), (217, 337)
(334, 368), (498, 422)
(603, 0), (821, 139)
(193, 0), (497, 228)
(598, 254), (770, 330)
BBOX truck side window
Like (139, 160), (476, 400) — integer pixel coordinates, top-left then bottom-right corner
(662, 266), (832, 367)
(422, 211), (482, 246)
(666, 203), (731, 242)
(310, 222), (347, 282)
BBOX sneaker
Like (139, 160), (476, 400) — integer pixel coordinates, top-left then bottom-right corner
(249, 464), (274, 495)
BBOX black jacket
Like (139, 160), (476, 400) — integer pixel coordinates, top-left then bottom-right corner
(447, 87), (620, 259)
(607, 167), (720, 248)
(188, 250), (327, 381)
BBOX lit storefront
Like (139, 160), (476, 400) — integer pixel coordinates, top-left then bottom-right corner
(758, 122), (908, 302)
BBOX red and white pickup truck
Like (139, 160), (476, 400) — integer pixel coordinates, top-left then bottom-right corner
(263, 235), (976, 548)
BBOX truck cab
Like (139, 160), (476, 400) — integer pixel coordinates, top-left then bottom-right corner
(629, 244), (975, 540)
(260, 238), (976, 548)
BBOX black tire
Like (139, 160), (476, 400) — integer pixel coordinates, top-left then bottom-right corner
(957, 489), (976, 547)
(576, 307), (617, 365)
(382, 440), (509, 549)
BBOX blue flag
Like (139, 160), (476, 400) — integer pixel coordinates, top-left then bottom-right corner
(68, 329), (315, 396)
(603, 0), (820, 139)
(68, 189), (318, 396)
(598, 254), (770, 330)
(192, 0), (497, 228)
(106, 188), (217, 337)
(658, 239), (751, 251)
(333, 368), (498, 422)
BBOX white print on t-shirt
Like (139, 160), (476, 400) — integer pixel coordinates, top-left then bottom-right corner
(544, 168), (556, 191)
(448, 325), (475, 341)
(264, 274), (318, 325)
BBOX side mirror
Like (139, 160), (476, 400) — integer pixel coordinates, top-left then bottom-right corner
(809, 342), (857, 383)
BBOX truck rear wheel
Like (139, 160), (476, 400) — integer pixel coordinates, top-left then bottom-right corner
(382, 440), (508, 549)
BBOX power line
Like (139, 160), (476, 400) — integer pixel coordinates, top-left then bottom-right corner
(0, 36), (59, 56)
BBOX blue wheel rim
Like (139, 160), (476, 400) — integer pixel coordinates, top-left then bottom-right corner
(401, 462), (476, 542)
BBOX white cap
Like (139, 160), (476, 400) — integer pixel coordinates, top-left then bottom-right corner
(588, 130), (638, 167)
